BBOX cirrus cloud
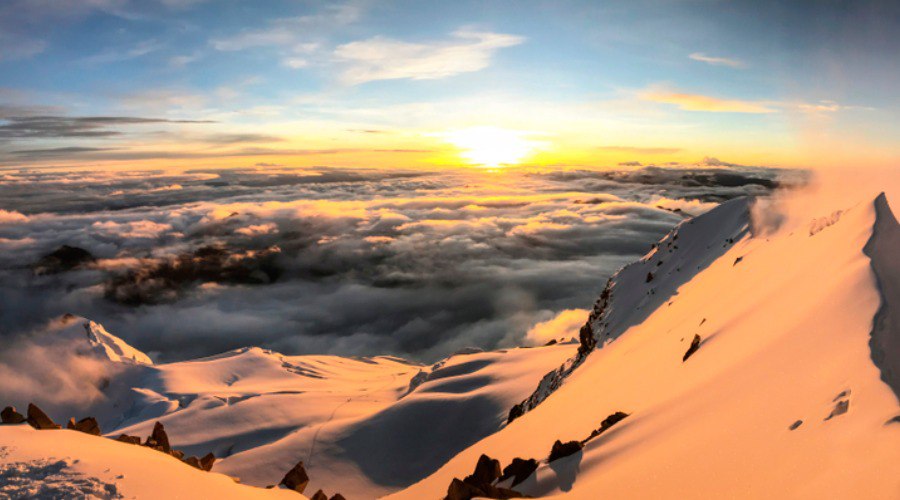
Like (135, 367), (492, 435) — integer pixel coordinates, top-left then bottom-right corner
(334, 29), (525, 84)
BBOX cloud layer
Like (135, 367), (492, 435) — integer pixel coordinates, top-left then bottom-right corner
(0, 164), (785, 362)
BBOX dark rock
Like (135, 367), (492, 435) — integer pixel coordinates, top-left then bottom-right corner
(682, 334), (701, 362)
(1, 406), (26, 424)
(733, 256), (744, 266)
(507, 402), (525, 424)
(145, 421), (171, 453)
(825, 400), (850, 421)
(467, 454), (501, 485)
(329, 495), (347, 500)
(184, 456), (202, 469)
(32, 245), (95, 275)
(789, 420), (803, 430)
(577, 322), (596, 357)
(199, 452), (215, 471)
(116, 434), (141, 445)
(73, 417), (101, 436)
(544, 339), (558, 346)
(280, 461), (310, 494)
(646, 272), (654, 283)
(499, 457), (538, 487)
(170, 450), (185, 460)
(26, 403), (60, 430)
(310, 490), (328, 500)
(548, 440), (582, 462)
(446, 478), (485, 500)
(66, 418), (76, 430)
(586, 411), (630, 442)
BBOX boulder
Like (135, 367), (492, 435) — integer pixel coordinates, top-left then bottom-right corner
(466, 454), (501, 485)
(507, 403), (525, 424)
(446, 478), (486, 500)
(73, 417), (101, 436)
(184, 456), (202, 469)
(1, 406), (25, 424)
(310, 491), (328, 500)
(548, 440), (582, 462)
(66, 418), (76, 430)
(329, 495), (347, 500)
(585, 411), (630, 442)
(682, 334), (701, 362)
(199, 452), (215, 471)
(26, 403), (60, 430)
(499, 457), (538, 487)
(280, 461), (310, 494)
(116, 434), (142, 445)
(170, 450), (185, 460)
(145, 421), (171, 453)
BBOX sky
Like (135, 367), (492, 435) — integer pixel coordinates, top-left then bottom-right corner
(1, 0), (899, 171)
(0, 0), (895, 362)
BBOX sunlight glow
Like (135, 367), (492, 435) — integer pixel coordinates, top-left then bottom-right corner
(442, 126), (539, 167)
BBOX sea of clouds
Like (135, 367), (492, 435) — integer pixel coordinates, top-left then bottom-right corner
(0, 162), (789, 362)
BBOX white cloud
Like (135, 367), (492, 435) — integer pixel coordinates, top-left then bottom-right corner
(210, 3), (360, 52)
(689, 52), (746, 68)
(524, 309), (588, 346)
(283, 57), (309, 69)
(334, 30), (525, 85)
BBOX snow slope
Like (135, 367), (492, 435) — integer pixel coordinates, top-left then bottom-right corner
(393, 193), (900, 499)
(1, 317), (574, 498)
(510, 197), (751, 420)
(0, 426), (302, 499)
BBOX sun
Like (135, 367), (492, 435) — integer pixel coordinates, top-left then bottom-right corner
(443, 126), (539, 168)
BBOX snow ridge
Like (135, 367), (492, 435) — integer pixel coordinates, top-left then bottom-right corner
(864, 193), (900, 401)
(507, 197), (752, 422)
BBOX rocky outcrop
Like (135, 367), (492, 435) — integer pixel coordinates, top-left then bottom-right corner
(199, 452), (216, 472)
(584, 411), (629, 443)
(68, 417), (101, 436)
(683, 334), (701, 362)
(310, 491), (328, 500)
(280, 461), (310, 494)
(548, 440), (582, 462)
(1, 406), (25, 424)
(26, 403), (60, 430)
(116, 434), (142, 445)
(144, 421), (171, 453)
(444, 454), (525, 500)
(499, 458), (538, 488)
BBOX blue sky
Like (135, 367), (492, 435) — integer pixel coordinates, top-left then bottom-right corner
(1, 0), (898, 170)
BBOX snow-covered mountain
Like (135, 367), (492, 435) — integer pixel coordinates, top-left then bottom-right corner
(0, 315), (575, 498)
(2, 192), (898, 499)
(393, 192), (900, 499)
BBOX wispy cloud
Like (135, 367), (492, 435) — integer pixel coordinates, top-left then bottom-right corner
(0, 31), (46, 61)
(334, 29), (525, 85)
(0, 115), (214, 140)
(598, 146), (682, 155)
(82, 39), (165, 65)
(688, 52), (746, 68)
(640, 88), (776, 114)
